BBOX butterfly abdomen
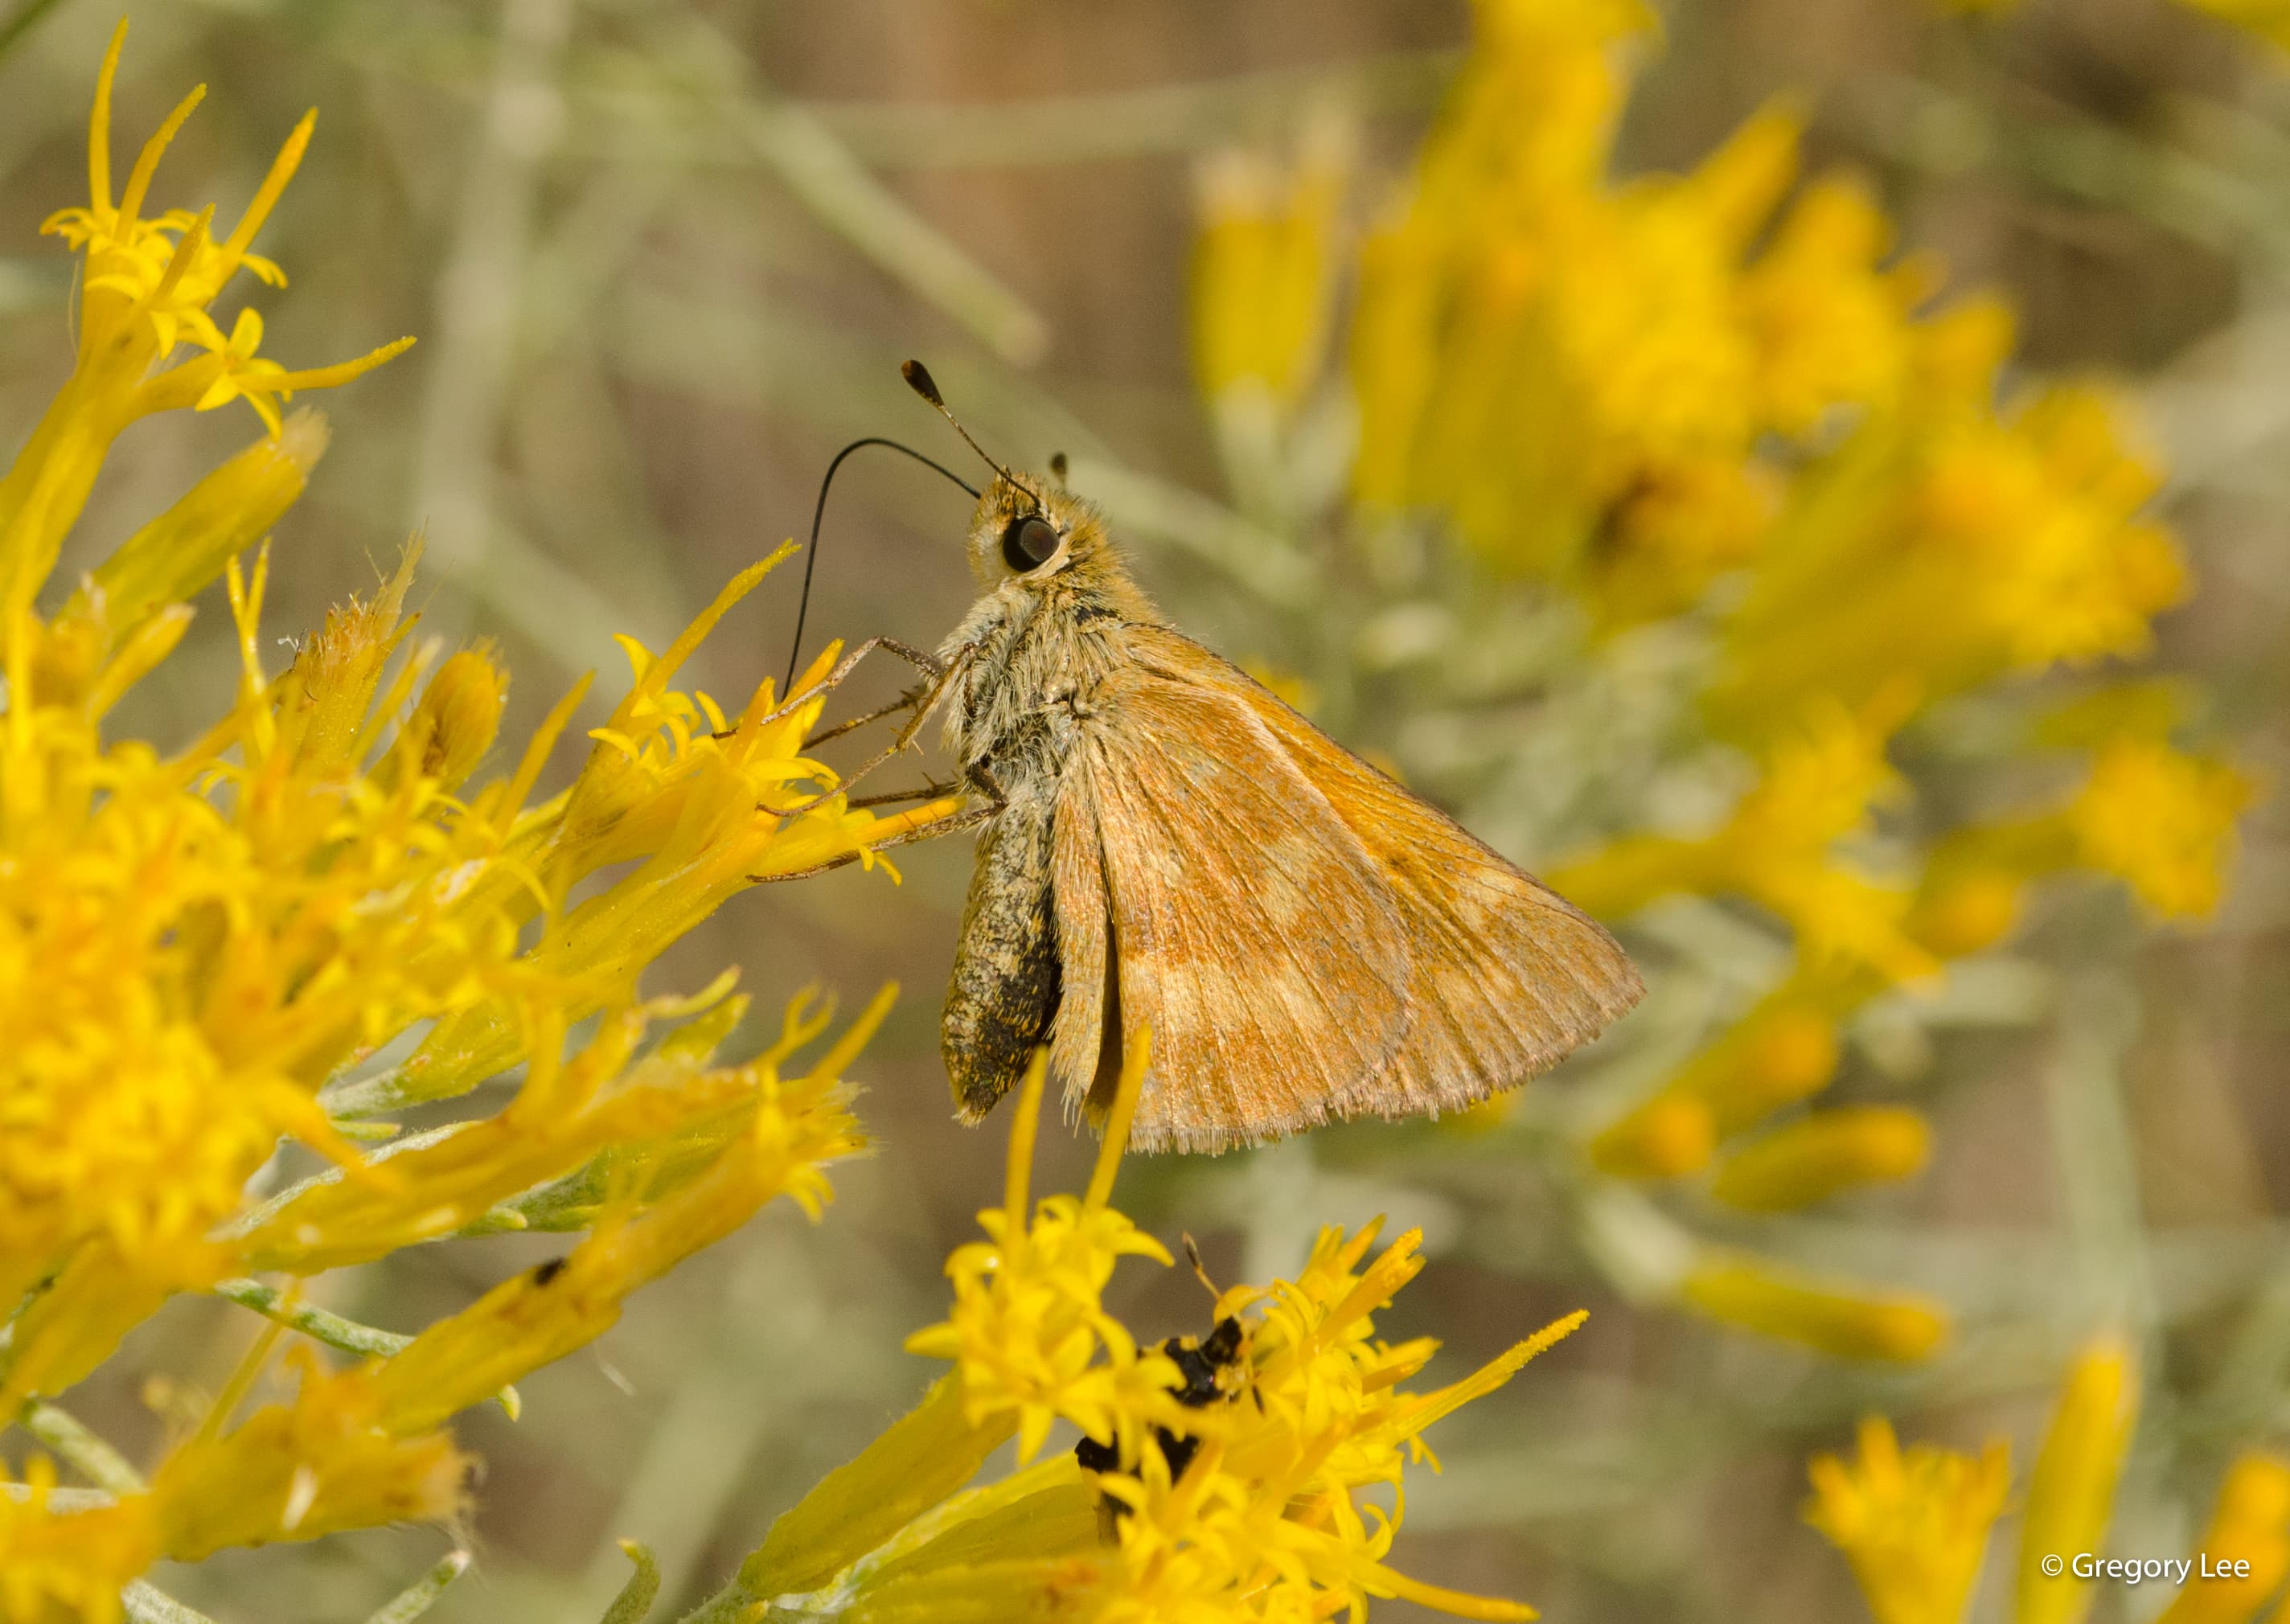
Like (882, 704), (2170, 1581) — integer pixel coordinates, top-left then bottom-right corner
(942, 777), (1063, 1121)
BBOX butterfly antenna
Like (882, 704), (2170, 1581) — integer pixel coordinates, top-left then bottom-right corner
(902, 359), (1024, 490)
(785, 437), (980, 694)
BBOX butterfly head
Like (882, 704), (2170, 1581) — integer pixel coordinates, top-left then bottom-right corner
(900, 359), (1146, 611)
(964, 470), (1118, 593)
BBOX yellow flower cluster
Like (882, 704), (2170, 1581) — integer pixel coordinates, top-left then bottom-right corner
(699, 1043), (1582, 1624)
(1808, 1338), (2290, 1624)
(1188, 0), (2255, 1364)
(904, 1043), (1186, 1466)
(1, 29), (950, 1618)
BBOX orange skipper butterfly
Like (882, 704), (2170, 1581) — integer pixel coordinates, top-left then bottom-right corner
(782, 363), (1642, 1154)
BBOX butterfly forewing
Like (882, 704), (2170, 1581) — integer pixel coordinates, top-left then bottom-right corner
(1053, 665), (1413, 1154)
(1123, 627), (1644, 1123)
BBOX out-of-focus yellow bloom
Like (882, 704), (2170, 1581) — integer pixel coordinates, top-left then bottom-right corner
(720, 1038), (1582, 1622)
(2017, 1338), (2140, 1624)
(1588, 983), (1846, 1176)
(146, 1353), (470, 1560)
(1586, 1093), (1718, 1179)
(1348, 2), (1934, 625)
(1806, 1418), (2010, 1624)
(2070, 739), (2258, 921)
(1554, 698), (1934, 985)
(1681, 1253), (1950, 1363)
(1192, 127), (1347, 414)
(2154, 1455), (2290, 1624)
(0, 1458), (158, 1624)
(1806, 1338), (2175, 1624)
(1708, 328), (2185, 736)
(1709, 1106), (1931, 1212)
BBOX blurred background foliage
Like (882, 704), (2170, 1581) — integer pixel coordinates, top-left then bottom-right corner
(3, 0), (2288, 1619)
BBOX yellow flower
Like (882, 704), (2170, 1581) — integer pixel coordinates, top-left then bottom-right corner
(2017, 1338), (2140, 1624)
(1739, 176), (1926, 436)
(1340, 2), (1932, 625)
(1707, 322), (2185, 736)
(4, 23), (408, 628)
(714, 1036), (1583, 1622)
(1807, 1337), (2157, 1624)
(1191, 127), (1347, 413)
(1681, 1253), (1950, 1362)
(1587, 981), (1846, 1176)
(1709, 1106), (1932, 1212)
(1806, 1418), (2011, 1624)
(2070, 738), (2257, 920)
(0, 35), (945, 1614)
(2153, 1454), (2290, 1624)
(904, 1046), (1183, 1465)
(377, 642), (509, 794)
(1553, 696), (1935, 984)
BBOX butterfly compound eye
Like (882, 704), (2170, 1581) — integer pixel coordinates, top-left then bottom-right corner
(1001, 515), (1060, 572)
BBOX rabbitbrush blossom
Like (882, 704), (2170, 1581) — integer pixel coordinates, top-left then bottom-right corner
(0, 27), (954, 1618)
(678, 1040), (1585, 1624)
(1807, 1336), (2290, 1624)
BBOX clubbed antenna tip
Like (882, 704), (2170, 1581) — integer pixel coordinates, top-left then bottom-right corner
(899, 359), (1018, 489)
(901, 359), (944, 408)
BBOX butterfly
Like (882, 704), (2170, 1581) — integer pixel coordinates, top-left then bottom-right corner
(788, 363), (1642, 1155)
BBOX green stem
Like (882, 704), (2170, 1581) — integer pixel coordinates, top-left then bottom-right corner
(600, 1541), (663, 1624)
(363, 1551), (472, 1624)
(671, 1579), (770, 1624)
(18, 1402), (145, 1495)
(121, 1583), (224, 1624)
(212, 1280), (523, 1417)
(213, 1279), (412, 1358)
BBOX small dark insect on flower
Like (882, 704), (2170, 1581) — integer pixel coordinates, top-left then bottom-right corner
(529, 1257), (568, 1287)
(1076, 1314), (1249, 1526)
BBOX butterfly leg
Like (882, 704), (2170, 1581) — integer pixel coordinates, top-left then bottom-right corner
(845, 777), (958, 809)
(745, 797), (995, 884)
(717, 637), (946, 745)
(802, 686), (933, 750)
(768, 643), (979, 816)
